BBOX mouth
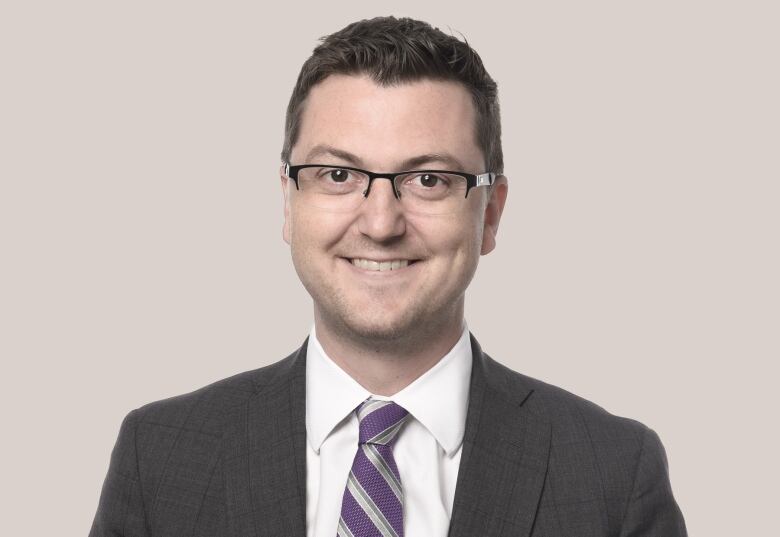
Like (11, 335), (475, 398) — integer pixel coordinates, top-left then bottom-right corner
(343, 257), (420, 272)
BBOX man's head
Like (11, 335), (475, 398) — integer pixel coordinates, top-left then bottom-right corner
(280, 17), (508, 350)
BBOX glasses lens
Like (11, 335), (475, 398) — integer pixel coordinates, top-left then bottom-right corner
(295, 166), (369, 212)
(394, 172), (469, 215)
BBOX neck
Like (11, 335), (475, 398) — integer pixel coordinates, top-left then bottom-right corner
(313, 308), (465, 396)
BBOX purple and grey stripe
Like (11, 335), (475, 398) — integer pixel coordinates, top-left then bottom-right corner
(337, 398), (409, 537)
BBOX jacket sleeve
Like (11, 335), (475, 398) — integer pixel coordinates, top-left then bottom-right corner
(89, 409), (150, 537)
(618, 426), (687, 537)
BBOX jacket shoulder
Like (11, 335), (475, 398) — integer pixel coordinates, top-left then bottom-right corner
(92, 349), (304, 536)
(484, 353), (686, 534)
(482, 352), (650, 444)
(132, 346), (302, 436)
(482, 353), (674, 531)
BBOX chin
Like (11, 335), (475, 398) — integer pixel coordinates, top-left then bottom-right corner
(340, 313), (417, 342)
(312, 286), (451, 344)
(321, 299), (422, 343)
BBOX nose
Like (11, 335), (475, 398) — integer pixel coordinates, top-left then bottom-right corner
(356, 178), (407, 242)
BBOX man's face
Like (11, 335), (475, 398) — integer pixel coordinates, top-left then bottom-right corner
(281, 74), (507, 343)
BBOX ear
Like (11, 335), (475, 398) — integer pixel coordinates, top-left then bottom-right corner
(480, 174), (508, 255)
(280, 164), (291, 245)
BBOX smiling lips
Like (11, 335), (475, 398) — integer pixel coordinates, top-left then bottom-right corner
(349, 258), (416, 271)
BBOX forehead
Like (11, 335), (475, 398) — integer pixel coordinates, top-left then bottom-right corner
(293, 74), (484, 170)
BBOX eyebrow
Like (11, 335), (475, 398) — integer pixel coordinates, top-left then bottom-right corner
(302, 144), (468, 172)
(401, 153), (467, 171)
(304, 145), (365, 167)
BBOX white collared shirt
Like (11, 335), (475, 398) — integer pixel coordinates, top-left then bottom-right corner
(305, 323), (473, 537)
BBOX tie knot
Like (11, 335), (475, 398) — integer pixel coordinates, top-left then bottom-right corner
(356, 398), (409, 445)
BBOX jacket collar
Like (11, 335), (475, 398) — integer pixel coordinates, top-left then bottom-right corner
(446, 334), (551, 537)
(222, 341), (308, 537)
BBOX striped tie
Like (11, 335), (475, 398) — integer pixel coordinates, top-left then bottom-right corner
(337, 398), (410, 537)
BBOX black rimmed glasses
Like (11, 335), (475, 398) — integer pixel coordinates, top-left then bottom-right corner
(283, 163), (496, 215)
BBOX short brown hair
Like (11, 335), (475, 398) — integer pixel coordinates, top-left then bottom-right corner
(281, 16), (503, 174)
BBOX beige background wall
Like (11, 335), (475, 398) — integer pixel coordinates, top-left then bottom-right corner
(2, 1), (777, 535)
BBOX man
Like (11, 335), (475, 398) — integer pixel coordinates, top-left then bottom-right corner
(90, 16), (686, 537)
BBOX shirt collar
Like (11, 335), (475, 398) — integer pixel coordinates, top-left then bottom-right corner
(305, 322), (473, 457)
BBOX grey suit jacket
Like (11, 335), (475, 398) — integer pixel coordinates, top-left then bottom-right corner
(90, 335), (687, 536)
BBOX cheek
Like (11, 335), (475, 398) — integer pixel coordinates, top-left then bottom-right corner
(450, 217), (485, 278)
(413, 214), (484, 267)
(288, 204), (354, 257)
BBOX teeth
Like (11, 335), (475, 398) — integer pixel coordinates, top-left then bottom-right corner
(350, 258), (411, 271)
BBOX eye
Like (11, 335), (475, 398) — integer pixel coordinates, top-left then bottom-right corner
(412, 173), (447, 188)
(327, 168), (350, 183)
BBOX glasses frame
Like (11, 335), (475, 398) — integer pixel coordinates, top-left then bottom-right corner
(283, 163), (496, 199)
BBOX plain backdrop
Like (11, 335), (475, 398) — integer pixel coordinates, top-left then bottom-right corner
(1, 1), (777, 535)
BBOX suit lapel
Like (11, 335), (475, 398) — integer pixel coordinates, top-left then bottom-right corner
(448, 335), (551, 537)
(222, 341), (308, 537)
